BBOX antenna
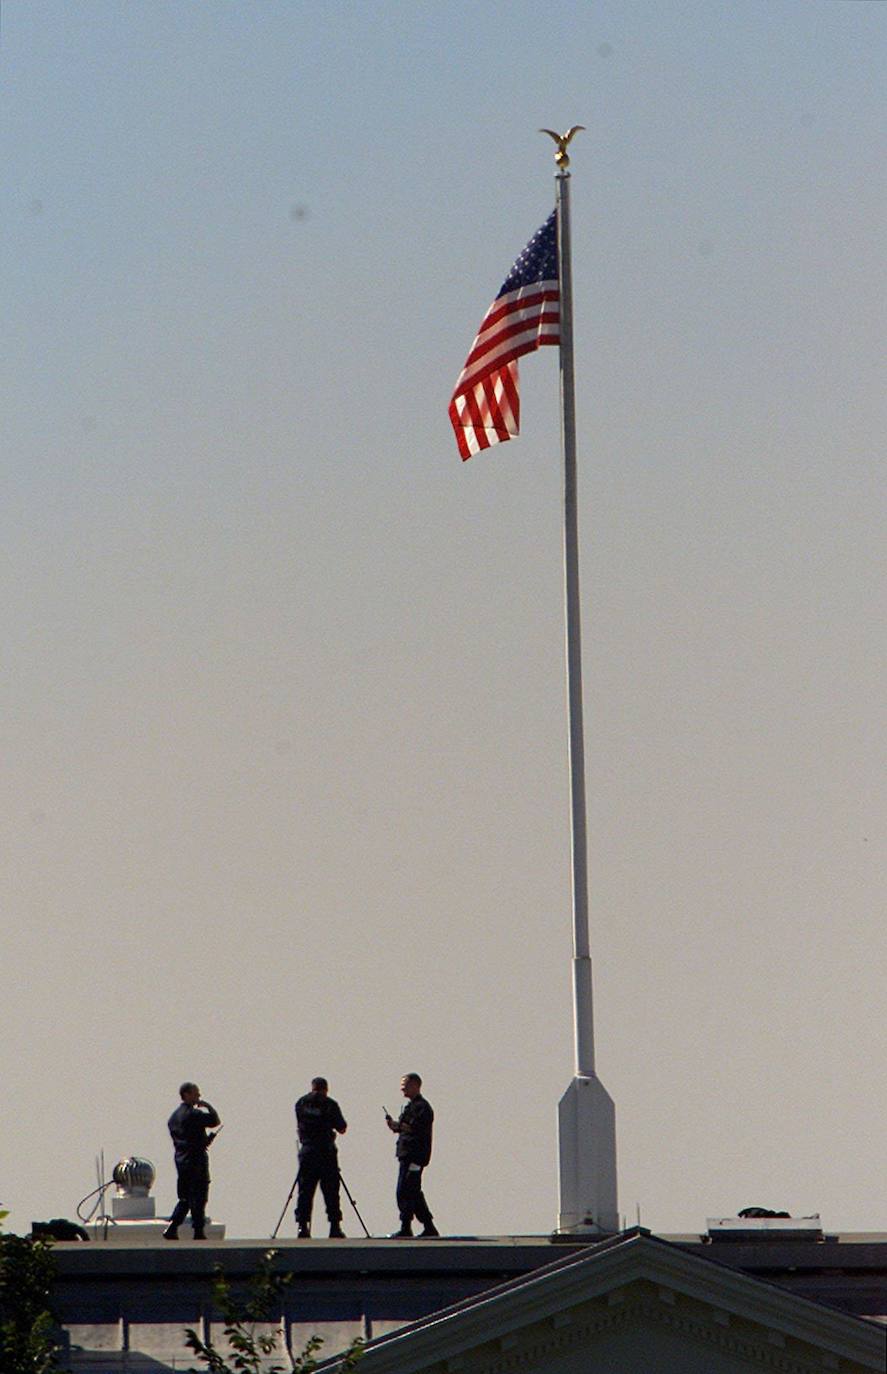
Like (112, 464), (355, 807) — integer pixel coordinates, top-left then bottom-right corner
(79, 1151), (113, 1233)
(100, 1149), (109, 1239)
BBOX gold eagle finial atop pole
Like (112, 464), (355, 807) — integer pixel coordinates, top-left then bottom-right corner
(539, 125), (586, 170)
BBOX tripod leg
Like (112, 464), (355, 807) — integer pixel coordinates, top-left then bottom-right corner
(271, 1170), (301, 1240)
(338, 1171), (372, 1239)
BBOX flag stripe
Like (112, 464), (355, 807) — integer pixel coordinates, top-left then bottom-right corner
(469, 283), (560, 342)
(455, 309), (558, 391)
(455, 290), (559, 380)
(458, 303), (557, 369)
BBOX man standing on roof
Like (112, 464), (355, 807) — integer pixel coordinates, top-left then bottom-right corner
(163, 1082), (221, 1240)
(385, 1073), (439, 1238)
(295, 1077), (348, 1238)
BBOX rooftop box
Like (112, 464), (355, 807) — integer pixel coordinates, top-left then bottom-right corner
(707, 1213), (823, 1242)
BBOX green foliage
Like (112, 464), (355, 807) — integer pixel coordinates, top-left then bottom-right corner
(184, 1249), (363, 1374)
(0, 1231), (60, 1374)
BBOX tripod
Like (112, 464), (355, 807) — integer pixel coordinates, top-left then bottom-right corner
(271, 1167), (371, 1239)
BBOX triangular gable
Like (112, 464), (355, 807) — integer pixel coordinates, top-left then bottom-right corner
(318, 1230), (885, 1373)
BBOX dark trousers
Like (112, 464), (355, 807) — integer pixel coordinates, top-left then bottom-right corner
(169, 1157), (209, 1233)
(396, 1160), (433, 1228)
(296, 1149), (342, 1225)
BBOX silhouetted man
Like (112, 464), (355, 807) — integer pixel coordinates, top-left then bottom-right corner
(163, 1082), (221, 1240)
(295, 1077), (348, 1238)
(385, 1073), (438, 1238)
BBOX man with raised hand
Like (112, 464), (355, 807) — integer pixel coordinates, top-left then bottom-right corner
(164, 1082), (221, 1240)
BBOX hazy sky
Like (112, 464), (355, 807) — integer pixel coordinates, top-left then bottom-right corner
(2, 1), (884, 1242)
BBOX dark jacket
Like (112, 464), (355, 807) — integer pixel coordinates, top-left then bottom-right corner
(296, 1093), (347, 1151)
(395, 1095), (433, 1166)
(168, 1102), (220, 1168)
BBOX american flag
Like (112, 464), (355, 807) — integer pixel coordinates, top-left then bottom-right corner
(448, 211), (559, 461)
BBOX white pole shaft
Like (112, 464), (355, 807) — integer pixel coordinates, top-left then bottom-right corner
(556, 171), (595, 1079)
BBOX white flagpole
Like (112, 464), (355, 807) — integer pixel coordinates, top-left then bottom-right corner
(549, 132), (619, 1234)
(555, 167), (595, 1081)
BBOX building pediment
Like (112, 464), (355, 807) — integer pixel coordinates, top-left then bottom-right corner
(330, 1231), (885, 1374)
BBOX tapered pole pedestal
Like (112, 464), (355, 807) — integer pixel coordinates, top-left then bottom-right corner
(557, 1076), (618, 1233)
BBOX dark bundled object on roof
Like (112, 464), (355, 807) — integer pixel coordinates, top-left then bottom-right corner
(31, 1218), (90, 1241)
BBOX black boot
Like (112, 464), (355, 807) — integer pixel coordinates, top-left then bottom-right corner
(329, 1223), (345, 1238)
(297, 1222), (311, 1239)
(419, 1223), (440, 1238)
(162, 1225), (179, 1240)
